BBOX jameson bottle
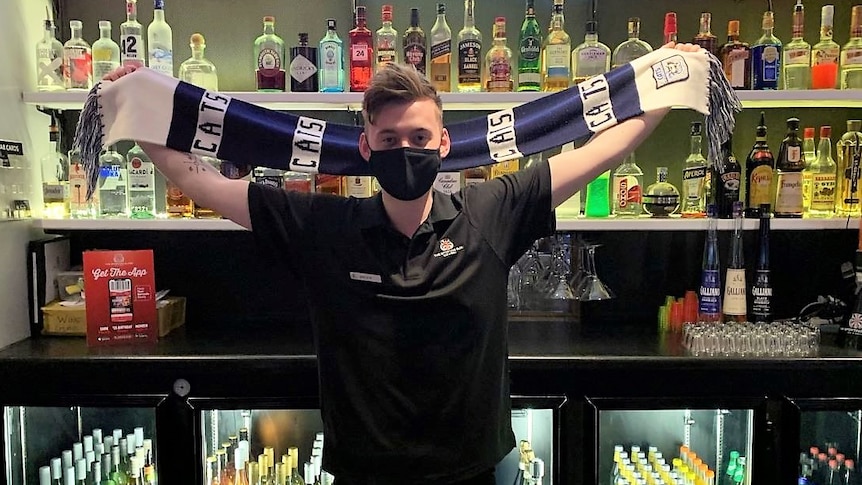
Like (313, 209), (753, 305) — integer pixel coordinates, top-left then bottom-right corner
(290, 33), (319, 92)
(403, 8), (427, 75)
(376, 5), (398, 70)
(774, 117), (804, 218)
(457, 0), (482, 92)
(430, 3), (452, 92)
(255, 16), (286, 92)
(836, 120), (862, 217)
(720, 20), (751, 90)
(723, 201), (747, 323)
(751, 3), (782, 90)
(745, 112), (775, 218)
(319, 19), (344, 92)
(517, 0), (542, 91)
(700, 205), (722, 322)
(751, 204), (773, 324)
(715, 138), (742, 219)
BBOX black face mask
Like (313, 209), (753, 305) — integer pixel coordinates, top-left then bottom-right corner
(368, 147), (442, 201)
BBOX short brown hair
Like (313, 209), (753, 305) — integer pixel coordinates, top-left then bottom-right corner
(362, 63), (442, 126)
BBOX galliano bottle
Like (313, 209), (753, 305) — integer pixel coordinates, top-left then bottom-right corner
(751, 204), (773, 324)
(723, 201), (747, 323)
(699, 205), (722, 322)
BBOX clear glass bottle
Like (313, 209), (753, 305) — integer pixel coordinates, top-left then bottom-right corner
(147, 0), (173, 76)
(809, 125), (837, 218)
(692, 12), (718, 56)
(723, 201), (747, 323)
(572, 20), (610, 85)
(376, 5), (398, 70)
(349, 6), (373, 92)
(774, 117), (804, 218)
(430, 3), (452, 92)
(517, 0), (542, 91)
(611, 17), (652, 68)
(403, 8), (427, 75)
(751, 6), (782, 90)
(120, 0), (145, 68)
(811, 5), (841, 89)
(485, 17), (513, 92)
(841, 6), (862, 89)
(68, 149), (92, 218)
(92, 21), (121, 81)
(98, 145), (129, 218)
(643, 167), (680, 217)
(612, 152), (643, 217)
(720, 20), (751, 90)
(290, 33), (319, 92)
(783, 0), (811, 90)
(457, 0), (482, 92)
(179, 33), (218, 91)
(126, 143), (156, 219)
(255, 16), (286, 92)
(40, 119), (68, 219)
(699, 204), (722, 322)
(288, 448), (304, 485)
(681, 121), (708, 218)
(836, 120), (862, 217)
(36, 15), (65, 91)
(542, 0), (570, 91)
(802, 126), (817, 214)
(319, 19), (344, 92)
(63, 20), (92, 90)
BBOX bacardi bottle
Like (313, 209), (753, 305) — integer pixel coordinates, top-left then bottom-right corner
(349, 6), (373, 92)
(92, 21), (120, 81)
(811, 5), (841, 89)
(36, 15), (64, 91)
(430, 3), (452, 91)
(127, 144), (156, 219)
(319, 19), (344, 92)
(774, 117), (804, 218)
(403, 8), (427, 75)
(97, 145), (129, 218)
(518, 0), (542, 91)
(120, 0), (145, 68)
(255, 16), (286, 92)
(147, 0), (173, 76)
(485, 17), (513, 92)
(376, 5), (398, 70)
(63, 20), (92, 90)
(457, 0), (482, 92)
(290, 33), (319, 92)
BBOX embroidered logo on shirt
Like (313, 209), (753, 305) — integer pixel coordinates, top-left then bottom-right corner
(434, 237), (464, 258)
(349, 272), (382, 283)
(651, 54), (690, 89)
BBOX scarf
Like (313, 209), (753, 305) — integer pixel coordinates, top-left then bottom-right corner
(74, 48), (741, 197)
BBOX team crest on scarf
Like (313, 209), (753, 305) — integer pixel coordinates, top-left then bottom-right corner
(651, 54), (690, 89)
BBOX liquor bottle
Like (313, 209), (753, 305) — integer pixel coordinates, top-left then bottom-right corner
(120, 0), (145, 68)
(783, 0), (811, 90)
(725, 451), (740, 485)
(809, 125), (837, 218)
(699, 204), (722, 322)
(774, 117), (804, 218)
(723, 201), (747, 323)
(643, 167), (680, 217)
(290, 33), (319, 92)
(342, 175), (375, 198)
(751, 203), (773, 323)
(751, 2), (782, 90)
(36, 13), (64, 91)
(127, 144), (156, 219)
(98, 145), (128, 218)
(464, 165), (489, 186)
(430, 3), (452, 91)
(63, 20), (92, 90)
(147, 0), (173, 76)
(255, 16), (286, 92)
(315, 174), (343, 195)
(612, 17), (652, 68)
(490, 160), (519, 178)
(288, 448), (304, 485)
(165, 179), (193, 218)
(841, 6), (862, 89)
(110, 446), (128, 485)
(682, 121), (708, 218)
(40, 119), (68, 219)
(319, 19), (344, 92)
(517, 0), (542, 91)
(715, 138), (742, 219)
(720, 20), (752, 90)
(457, 0), (482, 92)
(253, 167), (285, 189)
(836, 120), (862, 217)
(376, 5), (398, 71)
(349, 6), (373, 92)
(542, 0), (570, 92)
(284, 171), (314, 192)
(745, 112), (775, 218)
(585, 170), (610, 218)
(233, 449), (249, 485)
(663, 12), (678, 44)
(811, 5), (841, 89)
(612, 153), (643, 217)
(68, 149), (91, 218)
(802, 127), (817, 214)
(485, 17), (513, 92)
(692, 12), (718, 56)
(403, 8), (427, 75)
(92, 21), (121, 81)
(179, 33), (218, 91)
(572, 18), (610, 85)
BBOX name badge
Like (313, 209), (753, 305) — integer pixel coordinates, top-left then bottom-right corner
(350, 272), (382, 284)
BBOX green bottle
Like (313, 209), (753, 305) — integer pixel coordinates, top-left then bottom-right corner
(585, 170), (611, 217)
(724, 450), (740, 485)
(517, 0), (542, 91)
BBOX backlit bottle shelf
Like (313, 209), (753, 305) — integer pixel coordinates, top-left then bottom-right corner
(22, 89), (862, 111)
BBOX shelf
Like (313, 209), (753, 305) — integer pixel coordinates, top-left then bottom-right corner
(35, 216), (859, 232)
(22, 89), (862, 111)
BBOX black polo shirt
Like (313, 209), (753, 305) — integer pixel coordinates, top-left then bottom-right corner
(248, 160), (555, 484)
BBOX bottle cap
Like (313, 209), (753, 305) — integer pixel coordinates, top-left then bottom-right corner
(112, 429), (122, 443)
(819, 452), (828, 461)
(586, 20), (598, 33)
(39, 466), (51, 485)
(381, 5), (392, 22)
(690, 121), (702, 136)
(787, 117), (800, 129)
(263, 15), (275, 23)
(70, 20), (82, 29)
(355, 5), (366, 20)
(91, 461), (102, 483)
(99, 20), (111, 29)
(849, 120), (862, 132)
(438, 3), (446, 14)
(75, 459), (87, 481)
(821, 5), (835, 26)
(298, 32), (309, 43)
(326, 18), (336, 30)
(830, 459), (839, 469)
(847, 459), (856, 468)
(664, 12), (677, 32)
(86, 450), (96, 466)
(728, 19), (740, 34)
(837, 453), (846, 461)
(410, 7), (420, 25)
(126, 434), (136, 453)
(821, 126), (832, 138)
(62, 450), (73, 470)
(51, 458), (63, 479)
(134, 427), (144, 448)
(804, 127), (815, 138)
(64, 467), (74, 485)
(190, 33), (205, 47)
(73, 442), (83, 461)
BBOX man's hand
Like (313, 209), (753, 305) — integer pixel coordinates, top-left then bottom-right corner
(662, 42), (704, 53)
(102, 65), (140, 81)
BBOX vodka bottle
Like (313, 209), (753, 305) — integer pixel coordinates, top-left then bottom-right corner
(36, 14), (65, 91)
(841, 6), (862, 89)
(63, 20), (92, 90)
(120, 0), (145, 68)
(147, 0), (174, 76)
(126, 144), (156, 219)
(179, 33), (218, 91)
(92, 21), (121, 81)
(98, 145), (129, 218)
(612, 153), (643, 217)
(318, 19), (344, 92)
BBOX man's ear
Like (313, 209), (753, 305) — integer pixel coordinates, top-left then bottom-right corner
(359, 132), (371, 162)
(440, 128), (451, 159)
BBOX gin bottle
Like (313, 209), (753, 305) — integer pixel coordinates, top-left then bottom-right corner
(290, 33), (319, 92)
(457, 0), (482, 92)
(611, 17), (652, 68)
(572, 19), (610, 85)
(97, 146), (128, 218)
(699, 204), (722, 322)
(643, 167), (680, 217)
(126, 144), (156, 219)
(36, 15), (65, 91)
(179, 33), (218, 91)
(255, 16), (286, 92)
(723, 201), (747, 323)
(485, 17), (513, 92)
(376, 5), (398, 70)
(517, 0), (542, 91)
(841, 6), (862, 89)
(682, 122), (708, 218)
(63, 20), (92, 90)
(751, 5), (782, 90)
(720, 20), (752, 90)
(612, 152), (643, 217)
(783, 0), (811, 90)
(349, 6), (373, 92)
(318, 19), (344, 92)
(40, 119), (68, 219)
(811, 5), (841, 89)
(92, 21), (120, 81)
(774, 117), (804, 218)
(809, 125), (837, 218)
(120, 0), (145, 68)
(403, 8), (427, 75)
(542, 0), (569, 92)
(430, 3), (452, 92)
(836, 120), (862, 217)
(68, 149), (92, 218)
(692, 12), (718, 56)
(147, 0), (173, 76)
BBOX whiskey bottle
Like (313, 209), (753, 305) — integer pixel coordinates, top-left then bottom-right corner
(430, 3), (452, 91)
(720, 20), (751, 90)
(774, 117), (804, 218)
(485, 17), (513, 92)
(457, 0), (482, 92)
(290, 33), (319, 92)
(403, 8), (427, 75)
(809, 125), (837, 218)
(255, 16), (286, 92)
(836, 120), (862, 217)
(745, 112), (775, 218)
(811, 5), (841, 90)
(165, 179), (193, 218)
(349, 6), (373, 92)
(692, 12), (718, 56)
(542, 0), (570, 91)
(783, 0), (811, 90)
(376, 5), (398, 70)
(517, 0), (542, 91)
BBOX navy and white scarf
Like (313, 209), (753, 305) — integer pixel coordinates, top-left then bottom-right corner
(74, 48), (741, 196)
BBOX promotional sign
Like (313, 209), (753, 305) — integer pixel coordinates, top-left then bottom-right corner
(83, 250), (157, 346)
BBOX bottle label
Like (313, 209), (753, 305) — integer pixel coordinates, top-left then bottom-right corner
(120, 34), (143, 64)
(612, 175), (642, 214)
(577, 46), (608, 64)
(405, 42), (427, 74)
(64, 47), (92, 86)
(350, 42), (370, 63)
(258, 46), (282, 70)
(458, 39), (481, 83)
(545, 44), (570, 77)
(377, 46), (396, 67)
(433, 172), (461, 194)
(802, 171), (813, 208)
(487, 56), (511, 90)
(149, 46), (173, 75)
(748, 164), (774, 208)
(345, 176), (374, 197)
(751, 269), (772, 321)
(68, 162), (88, 209)
(128, 157), (155, 188)
(431, 40), (451, 61)
(785, 46), (811, 66)
(845, 48), (862, 65)
(811, 173), (837, 210)
(290, 54), (318, 83)
(699, 269), (721, 316)
(43, 183), (65, 203)
(814, 47), (840, 65)
(755, 45), (781, 82)
(775, 171), (803, 213)
(723, 268), (747, 316)
(490, 161), (519, 178)
(320, 42), (342, 88)
(519, 35), (541, 62)
(787, 145), (801, 163)
(683, 165), (707, 202)
(725, 47), (750, 88)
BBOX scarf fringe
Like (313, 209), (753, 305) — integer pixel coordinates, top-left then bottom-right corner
(73, 82), (104, 199)
(705, 53), (743, 170)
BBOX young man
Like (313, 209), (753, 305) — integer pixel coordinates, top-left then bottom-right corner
(104, 42), (699, 485)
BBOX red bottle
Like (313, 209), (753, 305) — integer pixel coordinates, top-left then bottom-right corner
(349, 6), (373, 92)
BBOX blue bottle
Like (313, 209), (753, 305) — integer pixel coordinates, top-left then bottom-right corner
(751, 3), (783, 90)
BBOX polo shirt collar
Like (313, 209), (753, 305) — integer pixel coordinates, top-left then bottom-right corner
(356, 189), (460, 230)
